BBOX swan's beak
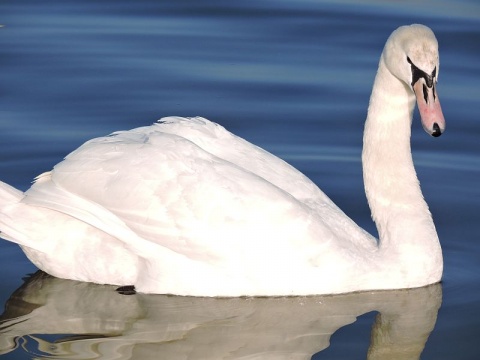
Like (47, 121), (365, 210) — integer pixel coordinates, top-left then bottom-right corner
(413, 80), (446, 137)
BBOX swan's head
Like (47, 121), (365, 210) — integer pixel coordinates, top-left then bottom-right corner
(383, 24), (446, 137)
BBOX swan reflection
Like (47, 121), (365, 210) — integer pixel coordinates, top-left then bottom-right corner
(0, 272), (441, 359)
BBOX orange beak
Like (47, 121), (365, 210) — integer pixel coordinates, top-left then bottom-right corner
(413, 79), (445, 137)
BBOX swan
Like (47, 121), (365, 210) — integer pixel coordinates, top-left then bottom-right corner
(0, 24), (445, 296)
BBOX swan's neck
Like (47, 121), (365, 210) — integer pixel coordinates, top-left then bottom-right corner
(362, 55), (442, 279)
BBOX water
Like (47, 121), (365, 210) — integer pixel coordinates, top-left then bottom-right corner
(0, 0), (479, 358)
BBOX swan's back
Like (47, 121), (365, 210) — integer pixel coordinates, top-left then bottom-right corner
(134, 117), (333, 206)
(43, 117), (339, 246)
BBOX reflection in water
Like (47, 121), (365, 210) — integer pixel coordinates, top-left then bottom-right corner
(0, 272), (441, 359)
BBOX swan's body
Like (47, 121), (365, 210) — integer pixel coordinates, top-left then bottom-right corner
(0, 24), (445, 296)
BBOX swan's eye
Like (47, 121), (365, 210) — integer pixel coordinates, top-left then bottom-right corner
(407, 57), (435, 89)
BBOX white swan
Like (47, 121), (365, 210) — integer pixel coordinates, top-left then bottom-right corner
(0, 24), (445, 296)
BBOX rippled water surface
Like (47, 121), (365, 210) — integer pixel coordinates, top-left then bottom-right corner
(1, 0), (479, 358)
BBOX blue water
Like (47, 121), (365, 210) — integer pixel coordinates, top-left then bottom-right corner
(0, 0), (479, 358)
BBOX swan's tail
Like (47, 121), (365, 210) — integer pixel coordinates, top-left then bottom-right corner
(0, 181), (25, 243)
(0, 181), (23, 204)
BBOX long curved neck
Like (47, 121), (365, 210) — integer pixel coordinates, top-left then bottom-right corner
(362, 55), (440, 264)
